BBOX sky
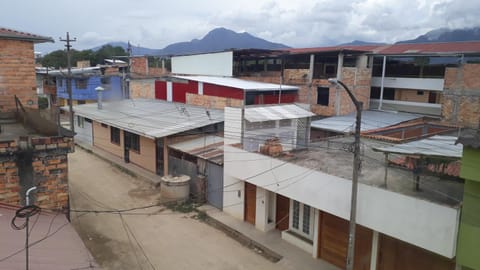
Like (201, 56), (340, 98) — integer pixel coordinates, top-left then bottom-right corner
(2, 0), (479, 54)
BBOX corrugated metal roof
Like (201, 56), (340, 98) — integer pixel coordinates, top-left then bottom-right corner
(0, 27), (53, 43)
(169, 135), (224, 164)
(72, 99), (224, 139)
(245, 104), (314, 122)
(373, 136), (463, 158)
(0, 204), (99, 269)
(286, 45), (384, 54)
(311, 110), (422, 133)
(375, 41), (480, 55)
(172, 75), (299, 91)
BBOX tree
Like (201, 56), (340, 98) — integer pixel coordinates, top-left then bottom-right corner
(39, 44), (128, 68)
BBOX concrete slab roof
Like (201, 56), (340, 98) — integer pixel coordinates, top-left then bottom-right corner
(172, 75), (299, 91)
(311, 110), (423, 133)
(0, 204), (98, 269)
(71, 99), (224, 139)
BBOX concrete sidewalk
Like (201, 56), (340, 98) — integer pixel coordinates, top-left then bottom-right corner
(74, 141), (339, 269)
(198, 204), (340, 270)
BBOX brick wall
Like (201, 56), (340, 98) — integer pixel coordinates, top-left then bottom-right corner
(186, 93), (243, 109)
(442, 64), (480, 128)
(130, 56), (166, 77)
(394, 89), (430, 103)
(0, 137), (73, 210)
(130, 79), (155, 99)
(0, 39), (38, 112)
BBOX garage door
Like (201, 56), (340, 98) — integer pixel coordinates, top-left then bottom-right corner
(318, 212), (372, 270)
(377, 234), (455, 270)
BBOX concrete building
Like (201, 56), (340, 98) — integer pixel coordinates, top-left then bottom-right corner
(222, 104), (462, 269)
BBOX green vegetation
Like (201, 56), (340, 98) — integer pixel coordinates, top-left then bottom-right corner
(37, 96), (49, 109)
(38, 45), (128, 68)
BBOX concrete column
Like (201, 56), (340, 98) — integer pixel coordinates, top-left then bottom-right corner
(379, 56), (387, 110)
(370, 231), (379, 270)
(163, 137), (169, 176)
(312, 209), (320, 258)
(335, 53), (344, 115)
(308, 54), (315, 106)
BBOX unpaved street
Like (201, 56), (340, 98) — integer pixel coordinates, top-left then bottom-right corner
(69, 147), (282, 270)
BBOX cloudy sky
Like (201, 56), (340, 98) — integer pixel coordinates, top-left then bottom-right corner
(2, 0), (479, 54)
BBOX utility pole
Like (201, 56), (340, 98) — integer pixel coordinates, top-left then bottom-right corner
(328, 78), (362, 270)
(60, 32), (76, 133)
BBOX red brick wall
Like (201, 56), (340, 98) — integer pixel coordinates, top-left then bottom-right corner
(0, 39), (38, 112)
(0, 137), (73, 210)
(442, 64), (480, 128)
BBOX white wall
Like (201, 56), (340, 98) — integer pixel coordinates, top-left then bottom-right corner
(224, 107), (242, 145)
(223, 174), (244, 220)
(172, 51), (233, 77)
(74, 116), (93, 146)
(223, 145), (460, 258)
(371, 76), (445, 91)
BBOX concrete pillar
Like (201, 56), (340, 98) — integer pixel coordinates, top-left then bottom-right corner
(335, 53), (344, 115)
(379, 56), (387, 110)
(163, 137), (169, 176)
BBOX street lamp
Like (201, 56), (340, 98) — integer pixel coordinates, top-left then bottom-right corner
(95, 86), (105, 110)
(328, 78), (363, 270)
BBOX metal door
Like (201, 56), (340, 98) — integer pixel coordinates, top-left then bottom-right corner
(206, 162), (223, 209)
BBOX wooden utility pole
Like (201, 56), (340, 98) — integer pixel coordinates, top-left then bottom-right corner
(59, 32), (76, 132)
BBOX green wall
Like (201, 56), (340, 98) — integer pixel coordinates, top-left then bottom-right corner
(457, 146), (480, 270)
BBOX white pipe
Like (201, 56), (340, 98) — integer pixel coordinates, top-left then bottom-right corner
(26, 186), (37, 206)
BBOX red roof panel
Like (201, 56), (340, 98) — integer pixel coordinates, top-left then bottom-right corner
(375, 41), (480, 55)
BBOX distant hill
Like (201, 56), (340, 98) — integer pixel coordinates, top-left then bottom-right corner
(93, 27), (290, 56)
(396, 27), (480, 44)
(337, 40), (387, 46)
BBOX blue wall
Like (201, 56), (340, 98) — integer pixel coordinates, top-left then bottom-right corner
(56, 76), (124, 101)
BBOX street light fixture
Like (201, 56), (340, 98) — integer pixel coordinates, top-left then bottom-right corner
(328, 78), (363, 270)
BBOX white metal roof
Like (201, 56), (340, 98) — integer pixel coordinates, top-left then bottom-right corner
(245, 104), (314, 122)
(71, 99), (223, 139)
(173, 75), (299, 91)
(373, 135), (463, 158)
(311, 110), (422, 133)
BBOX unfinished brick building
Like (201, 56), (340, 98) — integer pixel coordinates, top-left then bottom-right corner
(0, 27), (73, 210)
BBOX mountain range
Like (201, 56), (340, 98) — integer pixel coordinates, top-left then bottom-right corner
(94, 27), (480, 56)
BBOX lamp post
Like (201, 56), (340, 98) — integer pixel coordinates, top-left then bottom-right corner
(95, 86), (105, 110)
(328, 78), (362, 270)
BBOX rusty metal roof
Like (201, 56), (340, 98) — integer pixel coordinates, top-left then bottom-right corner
(0, 203), (99, 269)
(285, 45), (385, 55)
(0, 27), (53, 43)
(375, 41), (480, 55)
(169, 135), (224, 164)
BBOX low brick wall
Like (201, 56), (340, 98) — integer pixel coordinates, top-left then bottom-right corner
(0, 136), (73, 210)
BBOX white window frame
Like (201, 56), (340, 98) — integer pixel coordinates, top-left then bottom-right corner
(77, 116), (84, 128)
(289, 200), (314, 240)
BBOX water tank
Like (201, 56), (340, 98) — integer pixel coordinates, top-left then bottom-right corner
(160, 174), (191, 203)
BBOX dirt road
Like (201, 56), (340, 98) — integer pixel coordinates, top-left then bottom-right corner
(69, 147), (282, 270)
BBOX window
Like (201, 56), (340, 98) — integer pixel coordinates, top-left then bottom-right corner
(75, 79), (88, 89)
(57, 79), (63, 87)
(417, 90), (424, 95)
(110, 127), (120, 145)
(77, 100), (86, 105)
(290, 200), (314, 239)
(370, 87), (396, 100)
(77, 116), (84, 128)
(317, 87), (329, 106)
(124, 131), (140, 152)
(100, 77), (111, 84)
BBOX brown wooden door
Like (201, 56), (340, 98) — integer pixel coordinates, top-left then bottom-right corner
(377, 234), (455, 270)
(244, 182), (256, 225)
(275, 194), (289, 231)
(318, 212), (372, 270)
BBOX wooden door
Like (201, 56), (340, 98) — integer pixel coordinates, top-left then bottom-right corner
(244, 182), (256, 225)
(318, 212), (372, 270)
(275, 194), (289, 231)
(377, 234), (455, 270)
